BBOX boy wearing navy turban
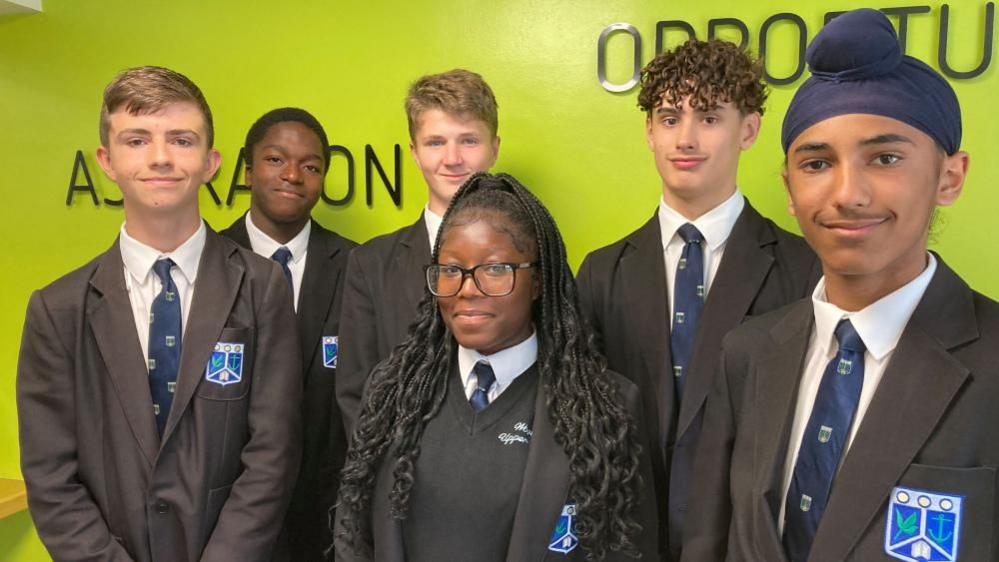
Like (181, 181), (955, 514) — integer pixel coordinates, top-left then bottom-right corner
(683, 8), (999, 562)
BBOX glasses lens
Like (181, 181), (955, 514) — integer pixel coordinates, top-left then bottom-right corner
(428, 265), (463, 296)
(474, 263), (515, 296)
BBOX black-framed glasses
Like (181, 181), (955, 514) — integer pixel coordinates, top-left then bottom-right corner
(426, 262), (536, 297)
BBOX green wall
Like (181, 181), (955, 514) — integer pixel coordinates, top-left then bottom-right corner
(1, 1), (995, 558)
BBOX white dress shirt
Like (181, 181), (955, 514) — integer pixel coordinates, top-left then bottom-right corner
(777, 253), (938, 532)
(424, 205), (443, 251)
(658, 189), (745, 328)
(120, 222), (206, 366)
(245, 213), (310, 311)
(457, 331), (538, 402)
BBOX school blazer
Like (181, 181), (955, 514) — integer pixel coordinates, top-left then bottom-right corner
(16, 227), (302, 562)
(576, 201), (819, 558)
(336, 215), (431, 435)
(682, 256), (999, 561)
(221, 215), (356, 561)
(332, 370), (659, 562)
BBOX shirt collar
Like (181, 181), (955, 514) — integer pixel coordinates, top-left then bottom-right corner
(811, 253), (937, 360)
(457, 330), (538, 389)
(245, 212), (311, 265)
(119, 221), (206, 285)
(424, 206), (444, 251)
(658, 189), (745, 252)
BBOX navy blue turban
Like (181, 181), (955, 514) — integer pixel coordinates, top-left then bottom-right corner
(781, 8), (962, 154)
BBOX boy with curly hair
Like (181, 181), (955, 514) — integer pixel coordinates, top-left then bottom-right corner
(577, 39), (819, 560)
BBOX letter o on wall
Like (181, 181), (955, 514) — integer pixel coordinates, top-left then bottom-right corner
(758, 13), (807, 86)
(597, 23), (643, 93)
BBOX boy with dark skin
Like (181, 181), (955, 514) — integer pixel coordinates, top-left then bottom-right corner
(683, 10), (998, 561)
(221, 107), (355, 561)
(576, 40), (818, 559)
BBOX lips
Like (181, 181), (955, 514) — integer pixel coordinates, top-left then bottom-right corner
(669, 157), (706, 170)
(440, 173), (470, 183)
(452, 309), (493, 325)
(273, 187), (304, 199)
(820, 217), (888, 238)
(140, 177), (183, 185)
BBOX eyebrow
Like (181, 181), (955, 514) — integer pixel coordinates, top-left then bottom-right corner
(792, 142), (829, 155)
(859, 133), (915, 146)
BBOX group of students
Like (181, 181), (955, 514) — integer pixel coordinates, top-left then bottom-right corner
(15, 8), (999, 562)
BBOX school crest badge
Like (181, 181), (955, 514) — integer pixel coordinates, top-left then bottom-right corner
(885, 486), (962, 562)
(322, 336), (338, 369)
(548, 502), (578, 554)
(205, 342), (244, 386)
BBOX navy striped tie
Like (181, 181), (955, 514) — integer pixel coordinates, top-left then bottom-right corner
(148, 258), (181, 436)
(469, 361), (496, 412)
(783, 319), (866, 561)
(271, 246), (294, 292)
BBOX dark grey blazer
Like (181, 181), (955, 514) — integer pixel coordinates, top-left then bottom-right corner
(335, 215), (431, 436)
(17, 227), (302, 562)
(332, 370), (659, 562)
(221, 215), (356, 561)
(576, 201), (819, 559)
(683, 256), (999, 561)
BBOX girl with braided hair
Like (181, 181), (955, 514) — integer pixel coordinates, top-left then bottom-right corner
(333, 173), (657, 561)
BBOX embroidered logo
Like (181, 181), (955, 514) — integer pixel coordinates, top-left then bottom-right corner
(205, 342), (243, 386)
(885, 486), (962, 562)
(548, 502), (578, 554)
(322, 336), (338, 369)
(498, 421), (533, 446)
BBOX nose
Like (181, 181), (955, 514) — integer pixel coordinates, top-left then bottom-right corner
(443, 141), (463, 167)
(457, 270), (484, 298)
(832, 161), (873, 209)
(280, 162), (302, 185)
(148, 138), (173, 169)
(675, 119), (697, 151)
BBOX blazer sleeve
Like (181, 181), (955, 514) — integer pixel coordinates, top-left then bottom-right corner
(201, 262), (304, 562)
(335, 248), (378, 437)
(680, 340), (739, 561)
(17, 292), (135, 562)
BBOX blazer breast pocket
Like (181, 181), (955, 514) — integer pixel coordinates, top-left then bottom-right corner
(885, 463), (995, 561)
(196, 327), (254, 401)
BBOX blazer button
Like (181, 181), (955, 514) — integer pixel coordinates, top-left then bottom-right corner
(155, 501), (169, 514)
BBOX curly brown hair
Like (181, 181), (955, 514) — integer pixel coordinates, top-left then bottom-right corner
(638, 39), (768, 116)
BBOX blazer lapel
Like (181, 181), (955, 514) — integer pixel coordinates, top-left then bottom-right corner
(751, 300), (814, 562)
(620, 214), (674, 446)
(809, 260), (977, 561)
(88, 240), (161, 466)
(397, 215), (432, 315)
(297, 222), (342, 371)
(676, 202), (776, 438)
(506, 383), (570, 562)
(161, 228), (244, 445)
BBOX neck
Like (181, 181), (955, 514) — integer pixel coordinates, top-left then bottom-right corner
(662, 183), (736, 221)
(822, 252), (929, 312)
(427, 192), (449, 217)
(249, 208), (308, 245)
(123, 206), (201, 253)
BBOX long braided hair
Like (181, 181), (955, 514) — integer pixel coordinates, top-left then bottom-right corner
(335, 173), (643, 560)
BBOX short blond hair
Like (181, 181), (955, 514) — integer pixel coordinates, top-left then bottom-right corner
(404, 69), (498, 139)
(99, 66), (214, 147)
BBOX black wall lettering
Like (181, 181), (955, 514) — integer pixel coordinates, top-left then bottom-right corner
(204, 182), (222, 206)
(323, 145), (355, 206)
(882, 6), (932, 53)
(708, 17), (750, 50)
(365, 144), (402, 207)
(656, 20), (697, 54)
(225, 147), (251, 206)
(759, 13), (807, 85)
(939, 2), (995, 79)
(66, 150), (98, 206)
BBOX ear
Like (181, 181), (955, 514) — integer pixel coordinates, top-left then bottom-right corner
(488, 135), (501, 168)
(935, 150), (969, 207)
(244, 162), (253, 188)
(409, 139), (418, 163)
(202, 148), (222, 183)
(739, 112), (762, 150)
(782, 166), (797, 217)
(645, 116), (655, 151)
(95, 145), (116, 181)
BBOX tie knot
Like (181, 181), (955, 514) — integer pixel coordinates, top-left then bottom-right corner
(152, 258), (175, 285)
(677, 223), (704, 244)
(271, 246), (293, 266)
(472, 361), (496, 392)
(834, 319), (866, 353)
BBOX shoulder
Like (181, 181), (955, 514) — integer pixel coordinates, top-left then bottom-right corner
(970, 290), (999, 348)
(350, 220), (419, 262)
(579, 214), (658, 274)
(723, 298), (810, 359)
(743, 203), (815, 263)
(217, 215), (245, 239)
(311, 221), (358, 254)
(34, 253), (104, 309)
